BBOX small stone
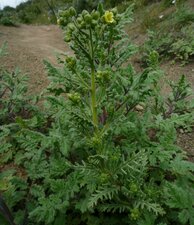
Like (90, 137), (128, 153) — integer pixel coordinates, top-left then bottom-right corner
(180, 129), (184, 134)
(135, 104), (144, 111)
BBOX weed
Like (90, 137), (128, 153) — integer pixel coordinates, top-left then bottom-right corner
(0, 4), (194, 225)
(174, 6), (194, 27)
(170, 25), (194, 64)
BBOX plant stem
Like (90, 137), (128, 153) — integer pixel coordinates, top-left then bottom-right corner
(91, 64), (98, 128)
(89, 28), (98, 129)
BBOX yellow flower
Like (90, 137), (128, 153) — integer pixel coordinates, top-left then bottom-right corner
(104, 11), (114, 24)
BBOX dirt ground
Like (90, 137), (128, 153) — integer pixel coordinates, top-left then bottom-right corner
(0, 24), (193, 157)
(0, 25), (70, 94)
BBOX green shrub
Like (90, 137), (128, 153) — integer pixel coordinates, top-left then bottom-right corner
(139, 0), (194, 65)
(0, 9), (17, 26)
(0, 4), (194, 225)
(170, 24), (194, 64)
(17, 11), (32, 24)
(0, 43), (38, 124)
(0, 16), (16, 26)
(141, 22), (194, 65)
(174, 6), (194, 27)
(140, 30), (174, 65)
(0, 68), (38, 124)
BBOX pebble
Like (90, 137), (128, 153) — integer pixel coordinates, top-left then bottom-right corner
(135, 104), (144, 111)
(180, 129), (184, 134)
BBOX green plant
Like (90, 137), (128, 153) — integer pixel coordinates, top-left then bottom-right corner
(140, 3), (164, 31)
(165, 75), (193, 117)
(170, 24), (194, 64)
(0, 45), (37, 124)
(0, 16), (16, 26)
(141, 22), (194, 65)
(0, 68), (37, 124)
(140, 0), (194, 65)
(0, 4), (194, 225)
(140, 30), (174, 66)
(174, 6), (194, 26)
(0, 42), (7, 57)
(0, 44), (41, 225)
(0, 8), (17, 26)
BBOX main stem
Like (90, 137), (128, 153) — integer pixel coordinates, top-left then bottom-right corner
(91, 65), (98, 128)
(90, 28), (98, 129)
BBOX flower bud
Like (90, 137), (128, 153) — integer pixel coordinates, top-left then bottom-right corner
(82, 10), (89, 16)
(64, 33), (72, 42)
(77, 17), (83, 24)
(130, 208), (140, 220)
(84, 14), (92, 23)
(129, 183), (138, 193)
(62, 10), (70, 18)
(67, 92), (81, 103)
(67, 23), (76, 31)
(66, 57), (76, 69)
(99, 173), (109, 183)
(69, 7), (76, 16)
(96, 71), (103, 79)
(92, 11), (100, 20)
(97, 70), (110, 82)
(58, 17), (68, 26)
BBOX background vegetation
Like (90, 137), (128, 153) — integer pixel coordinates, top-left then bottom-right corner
(0, 0), (172, 25)
(0, 0), (122, 25)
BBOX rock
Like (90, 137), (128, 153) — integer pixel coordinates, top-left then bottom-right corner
(135, 104), (144, 111)
(180, 129), (184, 134)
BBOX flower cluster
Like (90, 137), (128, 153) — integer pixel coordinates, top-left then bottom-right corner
(57, 6), (120, 43)
(96, 70), (111, 83)
(57, 7), (76, 26)
(67, 92), (81, 103)
(66, 56), (76, 70)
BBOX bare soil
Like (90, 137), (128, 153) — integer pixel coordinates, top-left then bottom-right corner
(0, 24), (70, 94)
(0, 24), (193, 157)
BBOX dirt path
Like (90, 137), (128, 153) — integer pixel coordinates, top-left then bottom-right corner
(0, 25), (70, 94)
(1, 24), (194, 92)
